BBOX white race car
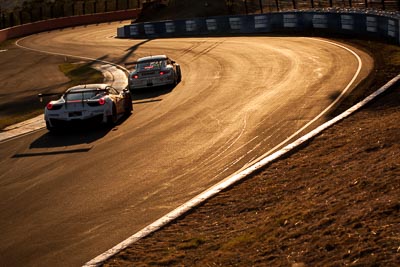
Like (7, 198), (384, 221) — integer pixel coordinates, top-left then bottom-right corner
(39, 84), (132, 132)
(127, 55), (181, 90)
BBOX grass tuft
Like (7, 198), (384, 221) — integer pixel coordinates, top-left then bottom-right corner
(177, 237), (206, 250)
(220, 233), (255, 251)
(58, 62), (104, 86)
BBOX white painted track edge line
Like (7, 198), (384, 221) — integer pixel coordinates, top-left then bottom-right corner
(83, 69), (400, 266)
(15, 36), (130, 74)
(244, 38), (363, 168)
(0, 128), (44, 144)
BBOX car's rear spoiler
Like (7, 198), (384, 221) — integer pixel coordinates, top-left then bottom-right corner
(38, 89), (108, 102)
(38, 93), (62, 102)
(125, 59), (172, 66)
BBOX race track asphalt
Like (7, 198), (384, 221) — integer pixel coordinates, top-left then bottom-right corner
(0, 22), (373, 266)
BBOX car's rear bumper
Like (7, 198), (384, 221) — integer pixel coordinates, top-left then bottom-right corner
(129, 76), (175, 90)
(47, 114), (105, 128)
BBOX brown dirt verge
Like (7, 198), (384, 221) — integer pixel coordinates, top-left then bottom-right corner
(103, 40), (400, 266)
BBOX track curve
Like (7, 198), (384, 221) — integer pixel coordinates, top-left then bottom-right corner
(0, 21), (373, 266)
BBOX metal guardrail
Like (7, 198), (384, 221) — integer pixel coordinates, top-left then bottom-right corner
(1, 0), (399, 30)
(117, 9), (400, 45)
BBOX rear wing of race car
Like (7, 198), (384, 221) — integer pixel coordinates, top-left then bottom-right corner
(38, 93), (62, 102)
(38, 89), (108, 102)
(125, 59), (175, 65)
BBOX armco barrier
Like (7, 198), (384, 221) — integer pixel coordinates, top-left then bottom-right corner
(0, 9), (141, 43)
(117, 10), (400, 45)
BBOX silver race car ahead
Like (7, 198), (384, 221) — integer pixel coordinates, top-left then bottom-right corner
(127, 55), (181, 90)
(39, 84), (132, 132)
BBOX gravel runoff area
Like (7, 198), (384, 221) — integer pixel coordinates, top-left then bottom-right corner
(101, 39), (400, 266)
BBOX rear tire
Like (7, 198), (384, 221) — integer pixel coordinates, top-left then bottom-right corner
(46, 121), (56, 133)
(177, 67), (182, 83)
(107, 104), (118, 126)
(125, 94), (133, 115)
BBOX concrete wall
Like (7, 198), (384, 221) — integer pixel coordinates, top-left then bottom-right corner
(117, 11), (400, 45)
(0, 9), (141, 43)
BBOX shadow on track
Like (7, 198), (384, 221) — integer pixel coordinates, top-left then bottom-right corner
(11, 113), (133, 159)
(131, 84), (175, 102)
(117, 39), (152, 65)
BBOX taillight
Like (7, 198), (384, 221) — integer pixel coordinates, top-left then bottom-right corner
(159, 70), (170, 75)
(87, 98), (106, 107)
(46, 102), (62, 110)
(132, 74), (139, 79)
